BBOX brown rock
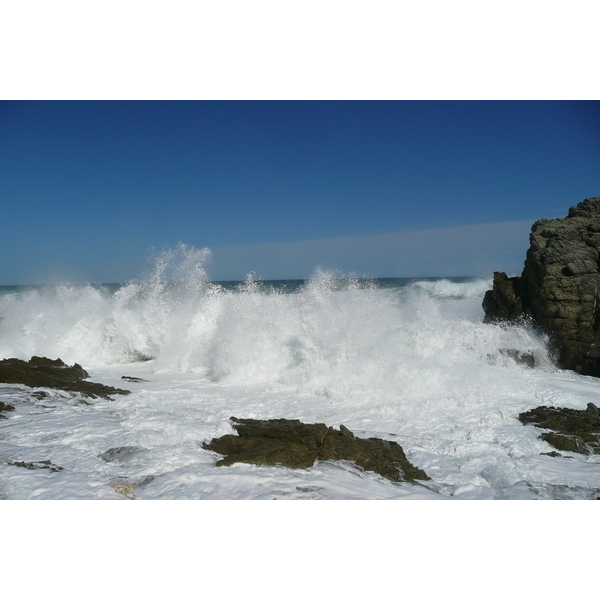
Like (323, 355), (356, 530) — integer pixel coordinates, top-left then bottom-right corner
(483, 197), (600, 376)
(0, 356), (130, 398)
(519, 402), (600, 455)
(203, 417), (429, 482)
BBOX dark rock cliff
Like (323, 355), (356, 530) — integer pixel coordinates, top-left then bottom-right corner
(483, 197), (600, 376)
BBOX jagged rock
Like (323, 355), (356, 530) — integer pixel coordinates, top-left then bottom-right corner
(0, 356), (130, 398)
(0, 400), (16, 418)
(483, 197), (600, 376)
(519, 402), (600, 455)
(203, 417), (429, 483)
(482, 272), (526, 321)
(540, 432), (590, 455)
(7, 460), (64, 472)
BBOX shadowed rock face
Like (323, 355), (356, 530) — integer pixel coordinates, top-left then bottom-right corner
(482, 272), (527, 322)
(0, 356), (130, 398)
(483, 197), (600, 376)
(519, 403), (600, 455)
(203, 417), (429, 482)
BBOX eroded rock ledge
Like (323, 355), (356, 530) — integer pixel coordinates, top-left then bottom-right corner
(202, 417), (429, 482)
(483, 197), (600, 376)
(0, 356), (130, 398)
(519, 403), (600, 455)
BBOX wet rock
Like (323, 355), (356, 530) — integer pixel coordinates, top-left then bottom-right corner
(121, 376), (148, 383)
(499, 349), (535, 368)
(130, 352), (153, 362)
(519, 402), (600, 455)
(0, 356), (130, 398)
(203, 417), (429, 482)
(8, 460), (64, 472)
(98, 446), (144, 462)
(0, 400), (16, 418)
(482, 272), (526, 321)
(483, 197), (600, 376)
(540, 432), (590, 455)
(108, 475), (155, 499)
(134, 475), (155, 487)
(109, 481), (136, 499)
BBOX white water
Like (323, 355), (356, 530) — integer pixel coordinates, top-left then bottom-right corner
(2, 244), (600, 500)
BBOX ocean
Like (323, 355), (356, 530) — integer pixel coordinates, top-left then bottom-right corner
(2, 245), (600, 500)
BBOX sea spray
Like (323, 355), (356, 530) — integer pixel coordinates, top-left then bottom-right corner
(6, 244), (600, 500)
(0, 244), (550, 422)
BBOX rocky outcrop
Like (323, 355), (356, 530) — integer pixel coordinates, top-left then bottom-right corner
(0, 356), (131, 398)
(519, 403), (600, 455)
(483, 197), (600, 375)
(0, 400), (16, 418)
(482, 272), (527, 321)
(203, 417), (429, 482)
(7, 460), (64, 472)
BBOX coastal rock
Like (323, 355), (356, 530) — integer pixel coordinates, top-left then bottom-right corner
(0, 356), (131, 398)
(483, 197), (600, 375)
(108, 475), (155, 499)
(0, 400), (16, 418)
(98, 446), (144, 462)
(482, 272), (526, 321)
(7, 460), (64, 472)
(202, 417), (429, 482)
(109, 481), (136, 499)
(499, 349), (535, 368)
(487, 349), (536, 368)
(519, 403), (600, 455)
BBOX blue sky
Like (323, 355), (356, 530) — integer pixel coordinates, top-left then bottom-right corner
(1, 100), (599, 284)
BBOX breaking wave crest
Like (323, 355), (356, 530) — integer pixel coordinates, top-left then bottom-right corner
(0, 244), (550, 406)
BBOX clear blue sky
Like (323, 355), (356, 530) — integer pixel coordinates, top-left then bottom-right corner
(1, 100), (599, 284)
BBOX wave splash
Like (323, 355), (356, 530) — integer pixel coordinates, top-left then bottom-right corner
(0, 244), (549, 406)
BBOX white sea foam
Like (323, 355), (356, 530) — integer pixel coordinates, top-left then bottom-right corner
(411, 277), (493, 299)
(1, 244), (599, 500)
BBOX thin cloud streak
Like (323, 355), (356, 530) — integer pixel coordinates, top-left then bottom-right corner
(210, 219), (534, 280)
